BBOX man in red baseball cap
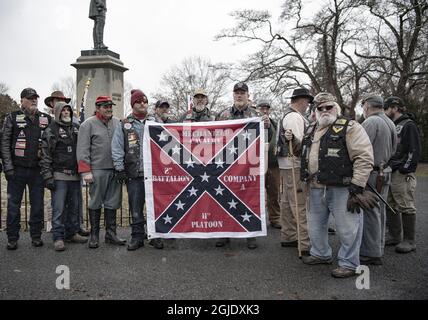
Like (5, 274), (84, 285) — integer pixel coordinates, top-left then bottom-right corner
(76, 95), (125, 248)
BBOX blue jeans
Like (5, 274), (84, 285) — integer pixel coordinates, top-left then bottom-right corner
(127, 177), (146, 240)
(51, 180), (80, 241)
(308, 186), (363, 270)
(7, 166), (44, 241)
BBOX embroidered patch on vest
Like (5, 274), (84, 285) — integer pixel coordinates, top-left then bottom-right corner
(332, 125), (344, 133)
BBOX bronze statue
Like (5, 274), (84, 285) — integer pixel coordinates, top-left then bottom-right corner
(89, 0), (107, 49)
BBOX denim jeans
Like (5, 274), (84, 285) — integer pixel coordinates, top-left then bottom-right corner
(7, 166), (44, 241)
(51, 180), (80, 241)
(308, 186), (363, 270)
(127, 177), (146, 240)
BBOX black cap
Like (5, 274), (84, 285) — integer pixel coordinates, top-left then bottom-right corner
(155, 100), (170, 108)
(20, 87), (39, 99)
(384, 96), (403, 109)
(233, 82), (249, 92)
(289, 88), (314, 102)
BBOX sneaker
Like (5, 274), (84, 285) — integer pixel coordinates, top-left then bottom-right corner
(78, 228), (90, 237)
(281, 240), (298, 247)
(359, 255), (383, 265)
(148, 238), (164, 249)
(54, 240), (65, 252)
(299, 250), (310, 257)
(331, 267), (356, 278)
(395, 241), (416, 253)
(215, 238), (230, 247)
(65, 233), (88, 244)
(31, 238), (44, 247)
(246, 238), (257, 249)
(302, 255), (333, 265)
(7, 240), (18, 250)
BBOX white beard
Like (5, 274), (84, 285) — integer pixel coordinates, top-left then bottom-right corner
(316, 112), (336, 128)
(194, 103), (205, 112)
(61, 116), (72, 123)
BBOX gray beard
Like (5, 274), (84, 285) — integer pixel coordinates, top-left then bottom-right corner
(61, 116), (72, 123)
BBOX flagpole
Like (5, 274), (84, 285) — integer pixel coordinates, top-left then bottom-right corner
(78, 78), (91, 123)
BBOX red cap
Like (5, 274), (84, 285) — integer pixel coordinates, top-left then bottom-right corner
(131, 89), (147, 107)
(95, 96), (115, 106)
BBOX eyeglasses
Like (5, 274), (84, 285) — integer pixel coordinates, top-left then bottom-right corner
(316, 105), (334, 112)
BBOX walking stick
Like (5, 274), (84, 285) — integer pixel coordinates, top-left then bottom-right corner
(289, 140), (302, 258)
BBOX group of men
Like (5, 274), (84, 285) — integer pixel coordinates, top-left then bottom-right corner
(0, 83), (421, 279)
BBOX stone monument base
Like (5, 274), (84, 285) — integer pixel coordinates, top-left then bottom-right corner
(72, 49), (128, 121)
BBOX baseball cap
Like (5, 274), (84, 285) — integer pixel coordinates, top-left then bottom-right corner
(21, 88), (39, 99)
(361, 93), (383, 107)
(193, 88), (207, 97)
(233, 82), (249, 92)
(256, 99), (271, 108)
(95, 96), (116, 107)
(384, 96), (403, 109)
(155, 100), (170, 108)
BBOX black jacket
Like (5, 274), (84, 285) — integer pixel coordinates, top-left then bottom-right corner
(389, 114), (421, 174)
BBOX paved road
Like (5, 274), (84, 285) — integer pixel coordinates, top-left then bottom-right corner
(1, 178), (427, 300)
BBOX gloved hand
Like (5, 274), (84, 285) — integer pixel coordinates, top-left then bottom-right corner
(5, 169), (15, 181)
(44, 178), (55, 191)
(115, 170), (127, 184)
(347, 184), (379, 213)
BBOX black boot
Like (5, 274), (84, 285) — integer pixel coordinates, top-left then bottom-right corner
(386, 209), (402, 245)
(88, 209), (101, 249)
(396, 214), (416, 253)
(104, 209), (126, 245)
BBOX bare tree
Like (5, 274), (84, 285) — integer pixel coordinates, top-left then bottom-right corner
(152, 56), (231, 118)
(356, 0), (428, 101)
(0, 82), (9, 95)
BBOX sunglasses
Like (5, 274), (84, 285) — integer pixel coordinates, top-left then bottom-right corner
(316, 105), (334, 112)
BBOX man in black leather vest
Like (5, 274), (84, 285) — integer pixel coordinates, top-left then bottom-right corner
(1, 88), (51, 250)
(300, 92), (374, 278)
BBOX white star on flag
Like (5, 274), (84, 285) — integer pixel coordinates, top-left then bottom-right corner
(185, 158), (195, 168)
(242, 131), (252, 140)
(228, 199), (238, 209)
(214, 185), (224, 195)
(200, 172), (210, 182)
(215, 159), (224, 168)
(163, 215), (173, 224)
(188, 186), (198, 197)
(228, 145), (238, 155)
(172, 145), (181, 155)
(175, 200), (185, 210)
(157, 131), (168, 142)
(241, 212), (251, 222)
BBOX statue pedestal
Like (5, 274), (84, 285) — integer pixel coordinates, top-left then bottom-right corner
(71, 49), (128, 121)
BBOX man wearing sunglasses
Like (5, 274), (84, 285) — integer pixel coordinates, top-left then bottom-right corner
(300, 92), (375, 278)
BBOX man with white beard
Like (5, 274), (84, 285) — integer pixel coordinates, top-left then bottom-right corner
(300, 92), (376, 278)
(179, 89), (215, 122)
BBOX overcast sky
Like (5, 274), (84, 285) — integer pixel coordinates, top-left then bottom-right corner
(0, 0), (285, 106)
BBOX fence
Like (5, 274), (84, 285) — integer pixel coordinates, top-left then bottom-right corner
(0, 172), (132, 231)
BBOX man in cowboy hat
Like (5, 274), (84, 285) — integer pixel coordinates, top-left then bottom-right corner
(77, 96), (125, 248)
(276, 87), (313, 256)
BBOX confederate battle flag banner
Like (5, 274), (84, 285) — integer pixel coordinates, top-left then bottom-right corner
(143, 117), (267, 239)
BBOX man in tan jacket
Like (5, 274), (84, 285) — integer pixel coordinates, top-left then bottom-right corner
(300, 92), (375, 278)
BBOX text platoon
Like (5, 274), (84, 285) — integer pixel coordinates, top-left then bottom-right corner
(143, 118), (267, 239)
